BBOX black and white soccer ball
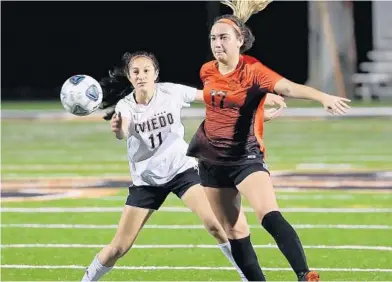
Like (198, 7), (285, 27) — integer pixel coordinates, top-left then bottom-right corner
(60, 75), (103, 116)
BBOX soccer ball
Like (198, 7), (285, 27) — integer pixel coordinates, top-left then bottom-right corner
(60, 75), (103, 116)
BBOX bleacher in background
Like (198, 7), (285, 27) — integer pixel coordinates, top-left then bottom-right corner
(353, 2), (392, 101)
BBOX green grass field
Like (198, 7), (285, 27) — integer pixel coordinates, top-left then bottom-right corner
(2, 98), (392, 110)
(2, 192), (392, 281)
(2, 117), (392, 178)
(1, 114), (392, 281)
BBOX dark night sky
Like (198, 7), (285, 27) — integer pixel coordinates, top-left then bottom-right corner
(1, 1), (372, 100)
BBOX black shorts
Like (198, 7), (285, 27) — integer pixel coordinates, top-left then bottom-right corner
(125, 167), (200, 210)
(198, 160), (269, 189)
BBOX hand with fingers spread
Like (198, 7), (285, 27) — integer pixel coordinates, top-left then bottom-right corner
(321, 95), (351, 115)
(111, 112), (124, 139)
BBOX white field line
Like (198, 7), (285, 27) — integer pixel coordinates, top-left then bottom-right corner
(1, 223), (391, 230)
(2, 207), (392, 213)
(100, 194), (392, 201)
(1, 265), (392, 272)
(1, 244), (391, 251)
(101, 195), (359, 201)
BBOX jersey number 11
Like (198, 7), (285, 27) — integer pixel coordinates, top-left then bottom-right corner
(149, 132), (163, 149)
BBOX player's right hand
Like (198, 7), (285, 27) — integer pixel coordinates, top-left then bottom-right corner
(110, 112), (122, 134)
(321, 94), (351, 115)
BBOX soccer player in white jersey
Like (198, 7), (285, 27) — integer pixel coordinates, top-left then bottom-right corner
(82, 51), (285, 281)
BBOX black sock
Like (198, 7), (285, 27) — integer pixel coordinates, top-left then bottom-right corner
(229, 235), (266, 281)
(262, 211), (309, 279)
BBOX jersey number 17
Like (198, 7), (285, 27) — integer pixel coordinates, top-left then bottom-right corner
(210, 90), (227, 108)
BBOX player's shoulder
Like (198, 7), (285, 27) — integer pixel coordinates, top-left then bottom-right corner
(115, 91), (136, 112)
(243, 55), (275, 78)
(200, 60), (217, 79)
(156, 82), (186, 95)
(242, 55), (264, 70)
(117, 92), (133, 106)
(114, 93), (134, 119)
(242, 55), (260, 65)
(200, 60), (216, 73)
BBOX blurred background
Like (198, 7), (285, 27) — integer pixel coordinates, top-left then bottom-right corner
(1, 1), (391, 102)
(1, 1), (392, 281)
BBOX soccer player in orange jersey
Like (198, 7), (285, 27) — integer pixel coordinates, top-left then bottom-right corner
(187, 1), (351, 281)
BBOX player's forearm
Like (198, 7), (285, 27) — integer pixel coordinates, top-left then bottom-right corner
(115, 130), (125, 140)
(275, 80), (328, 104)
(289, 84), (327, 103)
(193, 90), (205, 103)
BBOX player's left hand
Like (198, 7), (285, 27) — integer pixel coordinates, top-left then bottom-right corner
(265, 93), (287, 108)
(264, 93), (286, 122)
(264, 107), (283, 121)
(322, 95), (351, 115)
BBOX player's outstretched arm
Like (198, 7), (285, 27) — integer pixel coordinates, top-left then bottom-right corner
(193, 91), (286, 106)
(273, 78), (351, 115)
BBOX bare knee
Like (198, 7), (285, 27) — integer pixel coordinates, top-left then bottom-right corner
(237, 172), (280, 222)
(205, 222), (222, 237)
(255, 207), (280, 223)
(202, 218), (227, 241)
(98, 241), (133, 267)
(224, 221), (250, 239)
(106, 243), (131, 260)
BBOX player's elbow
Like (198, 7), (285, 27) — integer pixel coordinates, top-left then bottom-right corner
(274, 79), (294, 97)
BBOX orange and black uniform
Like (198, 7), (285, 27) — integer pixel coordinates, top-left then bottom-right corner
(187, 55), (283, 188)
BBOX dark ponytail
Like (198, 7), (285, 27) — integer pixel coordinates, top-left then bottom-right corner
(99, 51), (160, 120)
(99, 66), (132, 120)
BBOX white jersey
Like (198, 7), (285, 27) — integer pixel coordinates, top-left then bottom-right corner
(115, 82), (198, 186)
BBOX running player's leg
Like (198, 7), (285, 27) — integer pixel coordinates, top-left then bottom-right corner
(169, 167), (246, 281)
(178, 182), (247, 281)
(81, 186), (168, 281)
(235, 164), (319, 281)
(203, 187), (265, 281)
(180, 184), (228, 243)
(198, 161), (266, 281)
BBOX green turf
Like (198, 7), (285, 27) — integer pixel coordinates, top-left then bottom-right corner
(2, 118), (392, 179)
(2, 268), (392, 282)
(2, 190), (392, 209)
(2, 98), (392, 110)
(2, 197), (392, 281)
(2, 224), (391, 246)
(1, 101), (64, 110)
(2, 248), (391, 270)
(3, 207), (392, 225)
(1, 107), (391, 281)
(2, 189), (392, 280)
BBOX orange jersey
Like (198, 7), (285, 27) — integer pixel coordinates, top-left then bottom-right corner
(187, 55), (282, 165)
